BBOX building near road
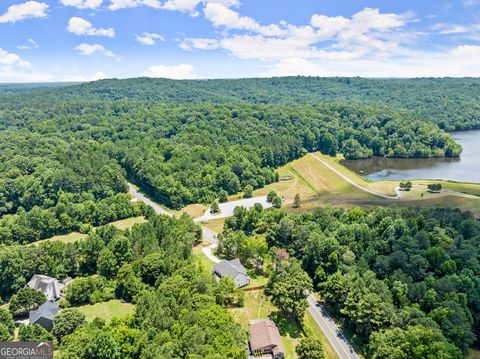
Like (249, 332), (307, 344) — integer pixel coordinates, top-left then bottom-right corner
(212, 258), (249, 288)
(27, 275), (66, 301)
(29, 301), (60, 331)
(248, 319), (285, 359)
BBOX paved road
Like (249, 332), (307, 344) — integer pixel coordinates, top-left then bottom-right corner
(307, 295), (360, 359)
(128, 183), (172, 217)
(309, 153), (400, 200)
(128, 183), (221, 260)
(128, 181), (360, 359)
(310, 153), (480, 202)
(195, 195), (272, 223)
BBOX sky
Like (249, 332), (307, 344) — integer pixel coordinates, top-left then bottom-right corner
(0, 0), (479, 82)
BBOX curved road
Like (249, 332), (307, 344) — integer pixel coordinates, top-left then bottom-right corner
(128, 181), (360, 359)
(309, 153), (400, 199)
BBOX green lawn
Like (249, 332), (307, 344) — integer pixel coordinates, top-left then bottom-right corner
(76, 299), (134, 322)
(192, 242), (216, 272)
(27, 216), (147, 247)
(303, 311), (339, 359)
(229, 290), (300, 359)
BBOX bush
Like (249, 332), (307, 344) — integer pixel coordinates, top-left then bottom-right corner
(52, 309), (86, 341)
(296, 337), (324, 359)
(9, 288), (46, 317)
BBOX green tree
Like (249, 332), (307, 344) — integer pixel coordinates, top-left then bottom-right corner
(115, 264), (143, 302)
(399, 181), (412, 191)
(52, 308), (86, 341)
(369, 325), (462, 359)
(215, 277), (243, 307)
(272, 195), (282, 208)
(427, 183), (442, 193)
(97, 248), (118, 279)
(210, 201), (220, 214)
(0, 307), (15, 335)
(296, 337), (325, 359)
(219, 190), (229, 203)
(293, 193), (301, 208)
(18, 323), (54, 342)
(243, 185), (253, 199)
(267, 260), (312, 319)
(267, 191), (278, 203)
(9, 287), (46, 316)
(0, 324), (11, 341)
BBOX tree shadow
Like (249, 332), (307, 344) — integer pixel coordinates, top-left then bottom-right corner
(270, 311), (302, 339)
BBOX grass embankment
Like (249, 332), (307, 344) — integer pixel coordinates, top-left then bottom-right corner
(250, 153), (480, 215)
(27, 216), (147, 246)
(202, 218), (226, 233)
(76, 299), (134, 322)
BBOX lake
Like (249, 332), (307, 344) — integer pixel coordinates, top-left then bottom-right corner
(341, 130), (480, 183)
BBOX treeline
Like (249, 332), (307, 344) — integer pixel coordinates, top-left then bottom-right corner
(0, 99), (462, 209)
(2, 77), (479, 130)
(221, 205), (480, 358)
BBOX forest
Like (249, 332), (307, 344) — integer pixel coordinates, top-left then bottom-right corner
(221, 205), (480, 358)
(0, 212), (248, 358)
(0, 77), (470, 214)
(0, 77), (479, 358)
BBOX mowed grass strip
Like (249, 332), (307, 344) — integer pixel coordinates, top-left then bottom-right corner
(26, 216), (147, 247)
(303, 311), (339, 359)
(76, 299), (135, 322)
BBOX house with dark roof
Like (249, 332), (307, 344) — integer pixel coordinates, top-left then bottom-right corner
(212, 258), (249, 288)
(27, 275), (65, 301)
(29, 301), (60, 331)
(248, 319), (285, 359)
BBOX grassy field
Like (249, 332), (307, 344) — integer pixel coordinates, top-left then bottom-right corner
(192, 242), (216, 272)
(27, 216), (147, 246)
(202, 218), (226, 233)
(249, 153), (480, 216)
(229, 290), (300, 359)
(76, 299), (134, 322)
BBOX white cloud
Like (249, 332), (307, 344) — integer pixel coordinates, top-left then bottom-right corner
(17, 39), (39, 50)
(0, 66), (53, 82)
(0, 1), (48, 24)
(136, 32), (165, 45)
(191, 6), (412, 63)
(261, 58), (329, 77)
(0, 48), (31, 68)
(180, 38), (219, 50)
(451, 45), (480, 56)
(67, 17), (115, 37)
(63, 71), (107, 81)
(431, 23), (469, 35)
(203, 3), (283, 36)
(143, 63), (196, 79)
(108, 0), (161, 10)
(60, 0), (103, 9)
(75, 43), (115, 57)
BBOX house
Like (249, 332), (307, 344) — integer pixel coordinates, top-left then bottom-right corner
(29, 301), (60, 331)
(212, 258), (249, 288)
(27, 275), (65, 301)
(248, 319), (285, 359)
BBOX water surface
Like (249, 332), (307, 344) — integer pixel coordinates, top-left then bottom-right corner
(341, 130), (480, 183)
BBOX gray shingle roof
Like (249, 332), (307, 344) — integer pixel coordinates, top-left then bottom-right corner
(213, 258), (247, 278)
(29, 301), (60, 324)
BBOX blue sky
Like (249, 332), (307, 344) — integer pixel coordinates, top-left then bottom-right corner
(0, 0), (479, 82)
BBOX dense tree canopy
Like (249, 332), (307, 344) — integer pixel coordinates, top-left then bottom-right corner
(0, 77), (470, 212)
(223, 205), (480, 356)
